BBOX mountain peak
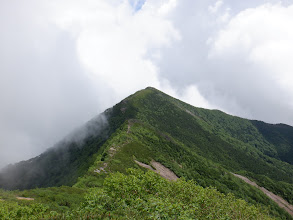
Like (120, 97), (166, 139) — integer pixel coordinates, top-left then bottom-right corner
(1, 87), (293, 218)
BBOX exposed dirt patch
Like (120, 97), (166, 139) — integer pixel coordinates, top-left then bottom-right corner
(16, 197), (34, 201)
(109, 147), (118, 157)
(175, 104), (207, 123)
(135, 160), (155, 171)
(185, 109), (198, 118)
(120, 107), (127, 113)
(127, 119), (141, 133)
(232, 173), (293, 217)
(151, 161), (178, 181)
(135, 160), (178, 181)
(233, 174), (258, 187)
(94, 163), (108, 174)
(174, 103), (202, 121)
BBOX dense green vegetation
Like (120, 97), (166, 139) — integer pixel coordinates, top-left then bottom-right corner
(252, 121), (293, 164)
(0, 186), (86, 219)
(0, 169), (273, 219)
(128, 88), (293, 203)
(0, 87), (293, 219)
(78, 169), (273, 219)
(75, 118), (291, 218)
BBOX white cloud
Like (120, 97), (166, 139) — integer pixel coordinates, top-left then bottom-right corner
(1, 0), (293, 167)
(0, 0), (186, 167)
(51, 0), (180, 96)
(209, 0), (224, 14)
(210, 3), (293, 113)
(0, 0), (108, 167)
(155, 0), (293, 125)
(178, 85), (213, 109)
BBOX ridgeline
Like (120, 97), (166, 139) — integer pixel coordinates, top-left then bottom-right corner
(0, 87), (293, 219)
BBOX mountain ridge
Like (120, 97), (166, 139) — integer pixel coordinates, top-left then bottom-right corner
(0, 87), (293, 218)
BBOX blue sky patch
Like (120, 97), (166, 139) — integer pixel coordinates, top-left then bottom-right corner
(129, 0), (146, 11)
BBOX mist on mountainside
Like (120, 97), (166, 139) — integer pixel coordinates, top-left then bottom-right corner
(2, 0), (293, 172)
(0, 112), (110, 190)
(0, 87), (293, 219)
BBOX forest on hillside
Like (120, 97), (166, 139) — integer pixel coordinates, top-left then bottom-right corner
(1, 88), (293, 219)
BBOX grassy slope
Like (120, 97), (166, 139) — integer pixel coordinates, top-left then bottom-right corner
(0, 170), (274, 219)
(1, 87), (293, 219)
(252, 121), (293, 164)
(77, 169), (273, 219)
(76, 99), (291, 218)
(136, 88), (293, 203)
(0, 97), (138, 190)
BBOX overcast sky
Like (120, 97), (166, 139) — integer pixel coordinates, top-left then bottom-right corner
(1, 0), (293, 167)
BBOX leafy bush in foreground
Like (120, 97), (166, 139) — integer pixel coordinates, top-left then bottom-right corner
(0, 201), (48, 220)
(78, 169), (272, 219)
(0, 169), (276, 219)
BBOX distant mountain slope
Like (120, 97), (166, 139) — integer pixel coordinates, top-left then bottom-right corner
(0, 92), (138, 190)
(0, 87), (293, 218)
(252, 121), (293, 164)
(0, 115), (110, 190)
(125, 88), (293, 203)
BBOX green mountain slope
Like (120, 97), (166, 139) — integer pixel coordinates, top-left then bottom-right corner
(0, 115), (110, 190)
(252, 121), (293, 164)
(0, 87), (293, 219)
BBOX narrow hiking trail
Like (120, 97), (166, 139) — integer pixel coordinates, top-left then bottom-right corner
(16, 197), (34, 201)
(232, 173), (293, 217)
(94, 120), (133, 174)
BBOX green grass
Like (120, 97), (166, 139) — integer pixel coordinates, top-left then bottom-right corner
(1, 87), (293, 219)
